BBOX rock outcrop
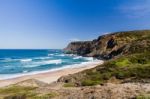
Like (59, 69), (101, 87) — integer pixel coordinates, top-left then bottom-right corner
(59, 30), (150, 88)
(64, 30), (150, 59)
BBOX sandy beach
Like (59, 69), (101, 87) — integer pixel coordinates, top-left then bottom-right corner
(0, 60), (103, 88)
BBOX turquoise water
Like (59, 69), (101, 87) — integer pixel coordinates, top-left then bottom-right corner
(0, 49), (95, 80)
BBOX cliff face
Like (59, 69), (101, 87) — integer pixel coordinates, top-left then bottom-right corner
(64, 41), (92, 56)
(64, 30), (150, 59)
(59, 30), (150, 87)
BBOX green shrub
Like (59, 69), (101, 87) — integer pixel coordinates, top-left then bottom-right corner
(4, 94), (26, 99)
(0, 86), (37, 99)
(0, 86), (37, 94)
(115, 58), (131, 67)
(63, 83), (75, 87)
(136, 94), (150, 99)
(81, 79), (101, 86)
(0, 85), (58, 99)
(102, 72), (112, 80)
(64, 52), (150, 86)
(115, 71), (125, 79)
(32, 92), (58, 99)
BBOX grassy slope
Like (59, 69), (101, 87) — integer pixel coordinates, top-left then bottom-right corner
(61, 52), (150, 87)
(80, 52), (150, 86)
(61, 30), (150, 86)
(0, 85), (57, 99)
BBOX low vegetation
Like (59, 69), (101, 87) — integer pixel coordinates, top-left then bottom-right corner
(136, 94), (150, 99)
(85, 53), (150, 85)
(62, 52), (150, 86)
(63, 83), (75, 87)
(0, 85), (57, 99)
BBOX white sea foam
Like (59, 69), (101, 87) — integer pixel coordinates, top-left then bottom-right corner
(0, 58), (18, 62)
(34, 59), (62, 65)
(65, 54), (77, 57)
(84, 57), (94, 61)
(73, 56), (82, 59)
(48, 54), (54, 56)
(20, 59), (32, 62)
(0, 60), (104, 80)
(42, 59), (62, 64)
(56, 54), (65, 57)
(24, 64), (39, 68)
(23, 59), (62, 68)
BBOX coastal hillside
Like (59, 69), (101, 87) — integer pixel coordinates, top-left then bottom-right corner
(0, 30), (150, 99)
(58, 52), (150, 85)
(59, 30), (150, 84)
(60, 30), (150, 86)
(64, 30), (150, 59)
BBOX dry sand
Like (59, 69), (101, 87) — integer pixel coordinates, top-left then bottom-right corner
(0, 60), (103, 88)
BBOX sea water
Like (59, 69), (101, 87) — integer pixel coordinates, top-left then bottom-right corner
(0, 49), (98, 80)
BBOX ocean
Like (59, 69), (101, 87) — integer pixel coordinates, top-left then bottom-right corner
(0, 49), (97, 80)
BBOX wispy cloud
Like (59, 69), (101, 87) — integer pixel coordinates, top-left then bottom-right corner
(69, 38), (81, 42)
(102, 32), (110, 35)
(119, 0), (150, 18)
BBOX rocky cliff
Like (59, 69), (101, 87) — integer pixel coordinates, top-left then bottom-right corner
(59, 30), (150, 87)
(64, 30), (150, 59)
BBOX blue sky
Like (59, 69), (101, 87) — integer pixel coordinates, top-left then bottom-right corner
(0, 0), (150, 49)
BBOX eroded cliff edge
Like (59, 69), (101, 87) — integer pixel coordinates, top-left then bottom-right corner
(64, 30), (150, 59)
(59, 29), (150, 86)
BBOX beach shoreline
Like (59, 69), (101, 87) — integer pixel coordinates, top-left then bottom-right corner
(0, 60), (104, 88)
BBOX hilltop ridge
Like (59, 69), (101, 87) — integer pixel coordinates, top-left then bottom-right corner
(64, 30), (150, 59)
(60, 30), (150, 85)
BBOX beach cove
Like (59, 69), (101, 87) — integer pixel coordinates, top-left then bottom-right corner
(0, 60), (103, 87)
